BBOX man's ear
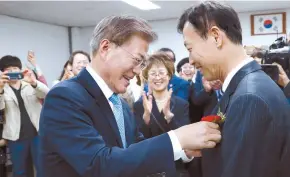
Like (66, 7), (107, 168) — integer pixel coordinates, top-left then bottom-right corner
(209, 26), (223, 49)
(98, 39), (113, 61)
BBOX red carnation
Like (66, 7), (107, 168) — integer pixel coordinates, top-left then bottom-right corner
(201, 115), (221, 123)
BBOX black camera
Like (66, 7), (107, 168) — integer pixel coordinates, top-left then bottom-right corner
(262, 37), (290, 78)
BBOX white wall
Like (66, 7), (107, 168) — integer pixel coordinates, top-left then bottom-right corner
(240, 9), (290, 46)
(72, 8), (290, 64)
(71, 27), (94, 54)
(148, 19), (188, 62)
(0, 15), (70, 87)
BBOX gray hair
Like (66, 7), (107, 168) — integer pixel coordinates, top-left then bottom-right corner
(90, 15), (158, 56)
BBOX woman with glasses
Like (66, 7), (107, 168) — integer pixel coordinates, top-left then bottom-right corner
(134, 52), (192, 177)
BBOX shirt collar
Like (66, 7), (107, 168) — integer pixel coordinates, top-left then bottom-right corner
(222, 57), (254, 92)
(86, 65), (113, 100)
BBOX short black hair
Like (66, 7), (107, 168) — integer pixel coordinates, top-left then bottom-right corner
(158, 48), (176, 62)
(0, 55), (22, 72)
(177, 57), (189, 73)
(177, 1), (242, 45)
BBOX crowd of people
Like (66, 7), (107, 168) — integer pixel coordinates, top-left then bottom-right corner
(0, 50), (92, 177)
(0, 1), (290, 177)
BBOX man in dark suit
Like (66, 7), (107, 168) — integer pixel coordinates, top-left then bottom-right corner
(178, 1), (290, 177)
(39, 15), (222, 177)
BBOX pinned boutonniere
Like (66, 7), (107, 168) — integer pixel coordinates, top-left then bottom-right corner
(201, 107), (226, 124)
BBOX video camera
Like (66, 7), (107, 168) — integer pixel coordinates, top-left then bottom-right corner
(262, 37), (290, 77)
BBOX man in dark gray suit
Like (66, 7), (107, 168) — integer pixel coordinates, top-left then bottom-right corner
(178, 1), (290, 177)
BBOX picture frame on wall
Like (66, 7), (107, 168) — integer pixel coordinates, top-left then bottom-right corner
(250, 12), (286, 36)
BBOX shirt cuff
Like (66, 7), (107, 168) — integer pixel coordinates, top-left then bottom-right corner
(180, 150), (194, 163)
(168, 130), (182, 161)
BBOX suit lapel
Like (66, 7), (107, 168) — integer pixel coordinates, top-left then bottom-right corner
(215, 61), (262, 116)
(76, 69), (123, 147)
(151, 97), (168, 132)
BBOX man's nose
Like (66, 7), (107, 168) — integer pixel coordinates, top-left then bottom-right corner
(133, 66), (141, 76)
(189, 57), (195, 65)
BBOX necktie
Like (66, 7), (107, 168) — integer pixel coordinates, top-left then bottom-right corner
(215, 89), (223, 102)
(109, 94), (127, 148)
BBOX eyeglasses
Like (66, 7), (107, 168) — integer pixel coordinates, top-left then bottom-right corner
(75, 60), (89, 66)
(181, 66), (195, 70)
(113, 42), (148, 70)
(148, 70), (168, 78)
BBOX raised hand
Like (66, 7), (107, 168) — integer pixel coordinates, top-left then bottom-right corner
(142, 91), (153, 125)
(202, 77), (213, 92)
(209, 80), (222, 90)
(63, 70), (74, 80)
(22, 69), (37, 86)
(0, 71), (10, 92)
(163, 88), (174, 123)
(273, 62), (290, 87)
(27, 50), (37, 67)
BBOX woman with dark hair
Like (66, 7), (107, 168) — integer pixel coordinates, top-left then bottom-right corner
(52, 60), (73, 86)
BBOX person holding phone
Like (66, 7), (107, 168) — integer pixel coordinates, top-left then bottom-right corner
(273, 63), (290, 103)
(0, 55), (49, 177)
(27, 50), (48, 86)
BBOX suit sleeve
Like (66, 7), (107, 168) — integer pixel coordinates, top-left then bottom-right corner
(33, 80), (49, 99)
(41, 87), (176, 177)
(219, 94), (286, 177)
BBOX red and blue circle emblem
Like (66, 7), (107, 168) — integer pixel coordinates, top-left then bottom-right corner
(263, 19), (273, 28)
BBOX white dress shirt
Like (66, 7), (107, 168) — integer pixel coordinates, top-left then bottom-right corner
(222, 58), (254, 92)
(86, 65), (192, 162)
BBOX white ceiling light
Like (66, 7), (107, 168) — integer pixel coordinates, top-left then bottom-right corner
(121, 0), (160, 10)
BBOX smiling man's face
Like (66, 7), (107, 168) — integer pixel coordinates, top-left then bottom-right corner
(183, 21), (224, 81)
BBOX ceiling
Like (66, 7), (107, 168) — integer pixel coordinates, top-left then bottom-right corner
(0, 1), (290, 27)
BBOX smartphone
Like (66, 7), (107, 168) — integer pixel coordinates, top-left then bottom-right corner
(261, 64), (279, 83)
(28, 50), (35, 56)
(6, 72), (24, 80)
